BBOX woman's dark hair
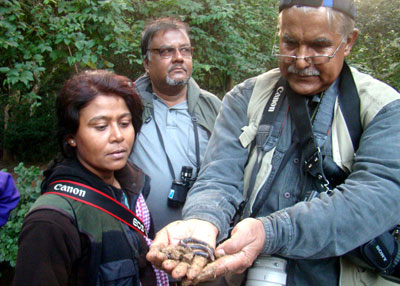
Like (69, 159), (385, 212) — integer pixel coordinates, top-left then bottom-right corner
(57, 69), (143, 158)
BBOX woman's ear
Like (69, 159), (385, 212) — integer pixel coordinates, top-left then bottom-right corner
(67, 137), (76, 147)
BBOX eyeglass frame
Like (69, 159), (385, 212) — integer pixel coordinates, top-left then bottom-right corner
(148, 46), (193, 59)
(273, 37), (347, 65)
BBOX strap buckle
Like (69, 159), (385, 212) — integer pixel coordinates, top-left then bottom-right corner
(256, 124), (273, 149)
(304, 147), (322, 172)
(304, 147), (330, 192)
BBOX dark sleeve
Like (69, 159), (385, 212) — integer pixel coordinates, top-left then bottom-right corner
(0, 172), (19, 227)
(13, 209), (82, 286)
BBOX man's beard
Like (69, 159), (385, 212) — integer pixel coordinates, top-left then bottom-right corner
(166, 75), (190, 86)
(166, 64), (190, 86)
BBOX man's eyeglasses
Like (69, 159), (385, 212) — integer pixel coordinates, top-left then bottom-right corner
(149, 46), (193, 59)
(274, 38), (346, 65)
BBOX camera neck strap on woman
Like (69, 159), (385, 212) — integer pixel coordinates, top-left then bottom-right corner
(45, 180), (147, 236)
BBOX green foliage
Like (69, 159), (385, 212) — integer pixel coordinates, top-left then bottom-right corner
(349, 0), (400, 91)
(0, 0), (139, 94)
(133, 0), (278, 96)
(4, 96), (57, 162)
(0, 163), (42, 268)
(0, 0), (140, 161)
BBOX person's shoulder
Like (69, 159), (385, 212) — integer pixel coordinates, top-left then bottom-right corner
(26, 207), (75, 227)
(351, 66), (399, 97)
(350, 66), (400, 127)
(253, 68), (281, 82)
(119, 161), (147, 185)
(199, 88), (221, 104)
(42, 159), (94, 188)
(230, 68), (281, 96)
(189, 79), (222, 110)
(134, 74), (150, 91)
(134, 74), (153, 104)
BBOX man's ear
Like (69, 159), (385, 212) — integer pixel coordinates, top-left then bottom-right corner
(143, 57), (150, 73)
(344, 29), (359, 57)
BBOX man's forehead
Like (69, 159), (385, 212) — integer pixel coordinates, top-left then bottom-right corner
(152, 28), (189, 40)
(279, 7), (342, 39)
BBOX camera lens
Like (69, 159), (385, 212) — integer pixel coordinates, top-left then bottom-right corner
(246, 256), (287, 286)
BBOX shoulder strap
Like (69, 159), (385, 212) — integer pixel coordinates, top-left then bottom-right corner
(338, 62), (362, 151)
(288, 62), (362, 195)
(287, 82), (331, 193)
(247, 77), (287, 197)
(45, 180), (146, 237)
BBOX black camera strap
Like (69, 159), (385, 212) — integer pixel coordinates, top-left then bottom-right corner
(45, 180), (146, 236)
(247, 77), (287, 199)
(288, 62), (361, 195)
(150, 107), (201, 181)
(248, 78), (299, 218)
(287, 83), (332, 194)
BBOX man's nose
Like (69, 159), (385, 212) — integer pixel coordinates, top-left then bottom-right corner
(294, 45), (312, 69)
(172, 48), (184, 61)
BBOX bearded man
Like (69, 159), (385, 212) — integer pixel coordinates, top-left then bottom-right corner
(130, 17), (221, 237)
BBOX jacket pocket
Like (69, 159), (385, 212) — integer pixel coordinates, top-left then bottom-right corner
(97, 259), (139, 286)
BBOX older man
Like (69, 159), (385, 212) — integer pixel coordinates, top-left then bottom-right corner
(129, 17), (221, 233)
(147, 1), (400, 286)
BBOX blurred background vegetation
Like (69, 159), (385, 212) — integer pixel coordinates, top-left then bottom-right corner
(0, 0), (399, 280)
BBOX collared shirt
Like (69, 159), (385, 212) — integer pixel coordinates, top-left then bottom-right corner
(131, 93), (210, 232)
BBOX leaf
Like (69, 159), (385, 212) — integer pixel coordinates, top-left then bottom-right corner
(67, 56), (75, 66)
(20, 70), (34, 82)
(0, 67), (10, 73)
(86, 61), (97, 69)
(75, 41), (84, 51)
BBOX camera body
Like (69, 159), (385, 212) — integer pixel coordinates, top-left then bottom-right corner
(168, 166), (194, 208)
(246, 255), (287, 286)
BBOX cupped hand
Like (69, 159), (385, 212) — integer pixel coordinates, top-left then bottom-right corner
(146, 219), (219, 280)
(189, 218), (266, 284)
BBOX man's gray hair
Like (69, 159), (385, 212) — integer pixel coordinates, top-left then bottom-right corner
(278, 6), (355, 40)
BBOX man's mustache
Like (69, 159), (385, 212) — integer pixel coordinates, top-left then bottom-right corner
(168, 64), (187, 73)
(288, 64), (320, 76)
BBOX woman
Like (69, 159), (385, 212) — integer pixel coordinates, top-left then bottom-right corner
(13, 70), (168, 286)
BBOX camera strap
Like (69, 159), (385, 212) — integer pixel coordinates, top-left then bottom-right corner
(249, 62), (360, 217)
(45, 180), (146, 236)
(150, 107), (201, 181)
(288, 62), (361, 194)
(247, 77), (287, 198)
(287, 83), (332, 194)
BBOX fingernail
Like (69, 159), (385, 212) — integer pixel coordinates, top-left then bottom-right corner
(216, 249), (226, 256)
